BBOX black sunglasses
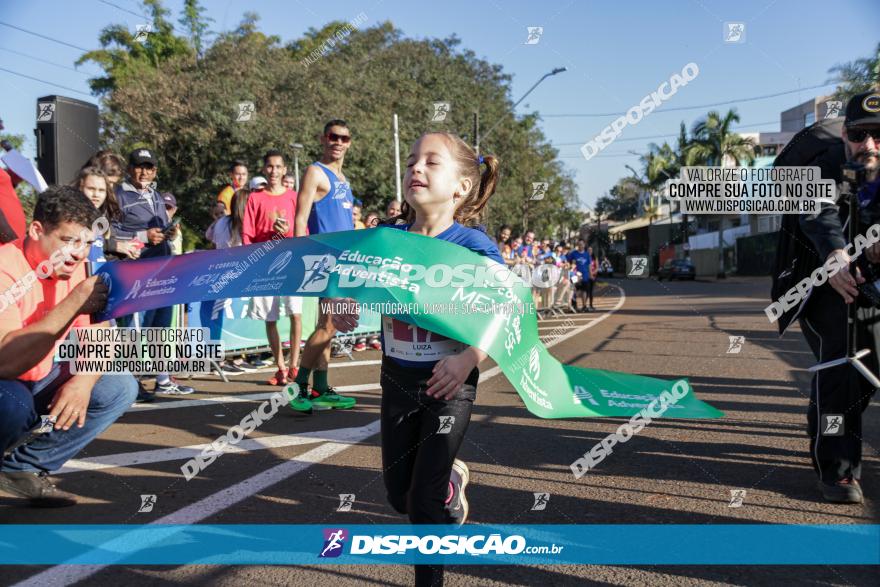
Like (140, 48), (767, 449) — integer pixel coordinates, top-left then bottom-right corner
(846, 127), (880, 142)
(327, 132), (351, 144)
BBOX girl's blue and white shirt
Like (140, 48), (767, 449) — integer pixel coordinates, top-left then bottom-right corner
(378, 222), (503, 368)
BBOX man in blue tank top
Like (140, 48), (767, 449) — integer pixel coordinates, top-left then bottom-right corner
(292, 120), (357, 413)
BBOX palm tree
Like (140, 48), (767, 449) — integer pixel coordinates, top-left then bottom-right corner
(643, 197), (661, 225)
(828, 42), (880, 101)
(687, 109), (756, 277)
(644, 142), (677, 186)
(634, 145), (676, 239)
(687, 109), (756, 167)
(604, 179), (640, 221)
(675, 121), (690, 168)
(672, 121), (692, 247)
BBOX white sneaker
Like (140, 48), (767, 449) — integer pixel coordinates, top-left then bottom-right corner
(155, 379), (195, 395)
(447, 459), (470, 526)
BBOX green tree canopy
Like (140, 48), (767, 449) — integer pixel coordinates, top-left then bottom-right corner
(76, 0), (194, 96)
(80, 1), (579, 243)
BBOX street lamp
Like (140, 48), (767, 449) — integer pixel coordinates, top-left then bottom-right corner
(290, 142), (304, 191)
(477, 66), (567, 153)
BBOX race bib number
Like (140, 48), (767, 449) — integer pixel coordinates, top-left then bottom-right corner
(382, 316), (465, 363)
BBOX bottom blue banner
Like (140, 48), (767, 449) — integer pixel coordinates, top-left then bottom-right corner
(0, 525), (877, 565)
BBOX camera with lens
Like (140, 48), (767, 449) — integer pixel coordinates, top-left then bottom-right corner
(845, 162), (880, 306)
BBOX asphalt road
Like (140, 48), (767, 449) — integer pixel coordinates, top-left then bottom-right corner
(1, 276), (877, 586)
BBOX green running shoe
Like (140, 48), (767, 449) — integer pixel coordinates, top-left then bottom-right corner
(310, 387), (357, 410)
(286, 383), (313, 414)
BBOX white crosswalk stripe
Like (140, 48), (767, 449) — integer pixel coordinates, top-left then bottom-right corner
(58, 424), (380, 474)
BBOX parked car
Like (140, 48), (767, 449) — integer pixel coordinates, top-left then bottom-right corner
(657, 258), (696, 281)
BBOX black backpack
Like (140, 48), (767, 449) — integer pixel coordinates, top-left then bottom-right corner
(771, 117), (846, 334)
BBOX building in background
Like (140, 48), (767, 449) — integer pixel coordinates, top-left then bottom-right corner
(738, 131), (796, 159)
(781, 95), (838, 132)
(612, 95), (844, 277)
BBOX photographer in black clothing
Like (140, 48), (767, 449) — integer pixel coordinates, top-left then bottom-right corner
(784, 91), (880, 504)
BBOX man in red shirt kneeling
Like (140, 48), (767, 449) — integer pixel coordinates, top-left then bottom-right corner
(0, 186), (138, 507)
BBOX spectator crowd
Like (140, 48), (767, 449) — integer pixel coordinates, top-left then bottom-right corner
(493, 225), (613, 314)
(0, 115), (607, 509)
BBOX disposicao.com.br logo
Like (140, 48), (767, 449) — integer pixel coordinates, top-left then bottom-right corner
(295, 249), (540, 296)
(318, 528), (564, 558)
(319, 528), (348, 558)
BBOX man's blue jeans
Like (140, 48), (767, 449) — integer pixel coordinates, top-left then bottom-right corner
(0, 361), (138, 473)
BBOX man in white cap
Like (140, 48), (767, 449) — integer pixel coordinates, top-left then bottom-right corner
(111, 148), (193, 396)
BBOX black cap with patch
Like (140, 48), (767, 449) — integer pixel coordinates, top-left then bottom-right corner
(845, 91), (880, 127)
(128, 148), (157, 166)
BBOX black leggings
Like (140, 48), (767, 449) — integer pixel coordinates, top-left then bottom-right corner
(380, 356), (477, 586)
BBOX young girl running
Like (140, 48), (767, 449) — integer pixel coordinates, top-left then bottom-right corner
(332, 131), (502, 587)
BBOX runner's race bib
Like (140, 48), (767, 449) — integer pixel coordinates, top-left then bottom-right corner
(382, 316), (465, 363)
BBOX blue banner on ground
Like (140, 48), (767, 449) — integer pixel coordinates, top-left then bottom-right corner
(0, 525), (876, 565)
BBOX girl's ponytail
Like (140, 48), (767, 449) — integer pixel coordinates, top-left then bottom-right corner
(455, 153), (500, 226)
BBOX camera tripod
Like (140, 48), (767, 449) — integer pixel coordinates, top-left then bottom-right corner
(808, 164), (880, 389)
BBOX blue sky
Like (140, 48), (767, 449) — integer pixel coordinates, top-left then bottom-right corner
(1, 0), (878, 208)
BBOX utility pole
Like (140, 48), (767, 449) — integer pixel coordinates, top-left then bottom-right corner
(477, 66), (566, 152)
(473, 111), (479, 155)
(290, 142), (303, 192)
(718, 159), (730, 278)
(681, 200), (688, 254)
(476, 67), (565, 232)
(393, 114), (402, 202)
